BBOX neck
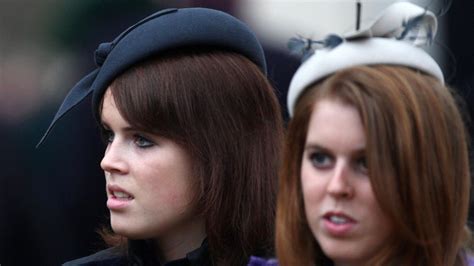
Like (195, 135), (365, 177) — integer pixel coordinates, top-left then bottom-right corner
(152, 216), (206, 263)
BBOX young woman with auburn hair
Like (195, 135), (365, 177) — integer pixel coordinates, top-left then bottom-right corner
(276, 65), (471, 266)
(40, 8), (283, 266)
(249, 2), (472, 266)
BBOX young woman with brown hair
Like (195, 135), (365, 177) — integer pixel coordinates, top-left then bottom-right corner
(275, 65), (471, 266)
(40, 8), (283, 266)
(250, 2), (472, 266)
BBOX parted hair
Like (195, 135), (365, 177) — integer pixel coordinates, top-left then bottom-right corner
(276, 65), (471, 266)
(101, 48), (284, 266)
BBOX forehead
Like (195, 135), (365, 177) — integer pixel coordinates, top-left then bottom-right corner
(306, 99), (366, 150)
(100, 89), (126, 126)
(101, 89), (115, 114)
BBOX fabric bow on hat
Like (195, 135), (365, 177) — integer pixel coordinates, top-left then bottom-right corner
(287, 1), (443, 116)
(344, 1), (437, 45)
(289, 2), (437, 63)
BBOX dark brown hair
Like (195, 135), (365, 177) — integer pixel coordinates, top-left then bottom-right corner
(276, 65), (471, 266)
(100, 48), (283, 265)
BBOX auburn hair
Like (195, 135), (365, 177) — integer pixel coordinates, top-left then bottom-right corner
(100, 48), (284, 265)
(276, 65), (471, 266)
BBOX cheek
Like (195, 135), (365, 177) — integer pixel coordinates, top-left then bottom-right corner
(301, 162), (325, 215)
(145, 177), (193, 206)
(136, 147), (198, 214)
(361, 182), (385, 218)
(301, 159), (325, 193)
(144, 168), (196, 210)
(165, 183), (195, 207)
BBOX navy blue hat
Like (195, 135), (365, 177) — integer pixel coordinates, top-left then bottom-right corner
(38, 7), (267, 146)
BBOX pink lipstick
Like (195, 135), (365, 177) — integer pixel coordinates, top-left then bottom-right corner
(107, 184), (134, 210)
(322, 211), (357, 236)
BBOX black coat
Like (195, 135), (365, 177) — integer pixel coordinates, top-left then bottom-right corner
(63, 239), (211, 266)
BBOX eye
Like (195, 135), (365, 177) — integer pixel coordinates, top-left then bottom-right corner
(309, 151), (333, 169)
(355, 156), (368, 174)
(134, 134), (154, 148)
(101, 129), (114, 144)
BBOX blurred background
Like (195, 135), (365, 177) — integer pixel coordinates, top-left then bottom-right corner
(0, 0), (472, 265)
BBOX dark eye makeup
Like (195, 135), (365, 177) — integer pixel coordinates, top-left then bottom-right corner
(354, 156), (368, 174)
(133, 134), (155, 148)
(308, 150), (334, 169)
(100, 125), (114, 144)
(305, 144), (368, 175)
(100, 122), (156, 149)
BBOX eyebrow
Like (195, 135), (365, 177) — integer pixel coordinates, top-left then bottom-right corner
(304, 143), (329, 153)
(304, 142), (366, 156)
(100, 121), (136, 133)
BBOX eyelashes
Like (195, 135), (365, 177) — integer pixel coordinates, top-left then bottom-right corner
(307, 150), (368, 174)
(133, 134), (154, 148)
(309, 151), (333, 169)
(100, 128), (114, 144)
(99, 127), (155, 149)
(355, 156), (368, 174)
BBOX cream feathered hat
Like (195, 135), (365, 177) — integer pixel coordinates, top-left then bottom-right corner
(287, 1), (443, 116)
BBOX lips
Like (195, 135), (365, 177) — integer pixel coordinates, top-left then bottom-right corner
(322, 211), (357, 236)
(108, 184), (134, 198)
(111, 190), (133, 200)
(107, 184), (134, 210)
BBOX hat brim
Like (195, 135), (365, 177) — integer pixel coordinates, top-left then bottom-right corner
(287, 37), (444, 116)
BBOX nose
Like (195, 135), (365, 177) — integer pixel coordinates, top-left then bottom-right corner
(327, 161), (354, 198)
(100, 141), (128, 175)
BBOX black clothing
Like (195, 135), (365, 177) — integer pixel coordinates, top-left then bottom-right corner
(63, 239), (211, 266)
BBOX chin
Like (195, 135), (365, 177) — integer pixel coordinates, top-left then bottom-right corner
(111, 225), (148, 239)
(323, 246), (374, 266)
(319, 238), (361, 263)
(110, 217), (144, 239)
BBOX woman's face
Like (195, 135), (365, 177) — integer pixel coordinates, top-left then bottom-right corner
(301, 99), (392, 266)
(100, 90), (203, 243)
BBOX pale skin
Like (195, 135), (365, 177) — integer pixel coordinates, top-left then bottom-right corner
(301, 99), (393, 266)
(100, 89), (206, 262)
